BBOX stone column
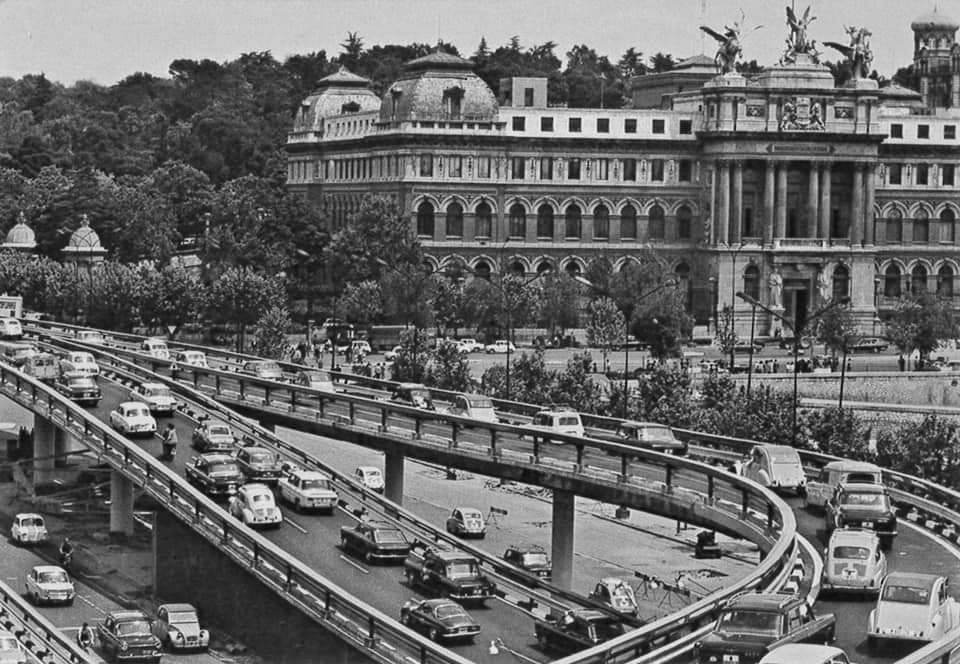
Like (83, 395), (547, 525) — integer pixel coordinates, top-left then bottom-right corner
(551, 489), (575, 591)
(609, 214), (621, 242)
(464, 213), (476, 243)
(864, 164), (877, 245)
(33, 416), (56, 486)
(110, 470), (135, 538)
(851, 164), (865, 246)
(819, 164), (832, 240)
(807, 162), (819, 239)
(384, 450), (405, 505)
(717, 161), (731, 244)
(775, 163), (788, 241)
(763, 161), (775, 246)
(731, 160), (743, 244)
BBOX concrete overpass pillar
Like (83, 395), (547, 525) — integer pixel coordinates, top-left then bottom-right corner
(384, 450), (404, 504)
(551, 489), (576, 591)
(110, 471), (135, 538)
(32, 416), (56, 486)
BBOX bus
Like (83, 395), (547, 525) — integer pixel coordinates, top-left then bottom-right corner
(22, 352), (58, 382)
(0, 341), (38, 367)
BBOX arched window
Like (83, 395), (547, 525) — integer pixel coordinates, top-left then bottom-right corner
(565, 261), (581, 276)
(913, 208), (930, 243)
(593, 205), (609, 239)
(675, 262), (692, 311)
(743, 264), (760, 301)
(885, 208), (902, 243)
(474, 260), (491, 280)
(941, 209), (956, 243)
(536, 261), (553, 274)
(677, 205), (692, 239)
(649, 204), (665, 240)
(938, 265), (955, 298)
(416, 201), (435, 237)
(475, 202), (492, 238)
(565, 204), (582, 239)
(509, 260), (525, 276)
(445, 202), (463, 238)
(884, 264), (902, 297)
(912, 265), (928, 296)
(537, 205), (554, 239)
(832, 265), (849, 301)
(621, 205), (637, 240)
(508, 203), (526, 239)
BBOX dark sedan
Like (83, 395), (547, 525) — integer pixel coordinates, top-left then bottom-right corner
(399, 599), (480, 643)
(850, 337), (889, 353)
(185, 454), (243, 497)
(234, 446), (284, 484)
(53, 371), (101, 406)
(339, 521), (411, 563)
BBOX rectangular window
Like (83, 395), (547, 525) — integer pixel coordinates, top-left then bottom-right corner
(512, 116), (526, 131)
(946, 125), (957, 140)
(511, 156), (525, 180)
(944, 164), (955, 186)
(597, 118), (610, 133)
(477, 157), (491, 178)
(596, 158), (609, 180)
(650, 159), (664, 182)
(679, 119), (692, 134)
(624, 118), (638, 133)
(652, 118), (665, 134)
(569, 117), (582, 133)
(524, 87), (535, 107)
(448, 156), (462, 178)
(918, 124), (930, 139)
(916, 163), (929, 185)
(419, 154), (433, 177)
(568, 158), (581, 180)
(678, 159), (692, 182)
(539, 157), (553, 180)
(623, 159), (637, 181)
(541, 116), (554, 132)
(888, 163), (902, 185)
(890, 123), (903, 138)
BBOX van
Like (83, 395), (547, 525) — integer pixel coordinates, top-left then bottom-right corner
(140, 338), (170, 360)
(804, 460), (882, 510)
(75, 330), (105, 345)
(22, 352), (58, 382)
(0, 341), (38, 367)
(0, 318), (22, 340)
(529, 409), (585, 441)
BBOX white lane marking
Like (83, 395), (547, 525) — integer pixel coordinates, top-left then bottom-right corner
(285, 517), (307, 534)
(901, 520), (960, 562)
(77, 594), (108, 614)
(338, 555), (370, 574)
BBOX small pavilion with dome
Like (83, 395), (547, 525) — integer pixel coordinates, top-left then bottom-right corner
(2, 213), (37, 253)
(61, 215), (107, 268)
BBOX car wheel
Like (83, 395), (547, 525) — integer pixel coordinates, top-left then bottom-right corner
(294, 498), (302, 513)
(537, 632), (550, 650)
(340, 535), (349, 550)
(65, 597), (74, 606)
(364, 551), (374, 564)
(866, 636), (877, 654)
(405, 569), (416, 585)
(428, 628), (439, 642)
(400, 612), (410, 626)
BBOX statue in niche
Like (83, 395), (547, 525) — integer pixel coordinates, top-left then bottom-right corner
(817, 267), (832, 302)
(825, 26), (874, 80)
(768, 269), (784, 309)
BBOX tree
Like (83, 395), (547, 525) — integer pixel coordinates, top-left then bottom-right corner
(339, 33), (365, 71)
(585, 297), (625, 371)
(536, 273), (579, 338)
(649, 52), (676, 73)
(390, 327), (431, 383)
(816, 303), (859, 358)
(137, 265), (205, 336)
(877, 416), (960, 487)
(886, 293), (958, 363)
(550, 352), (605, 413)
(336, 280), (383, 326)
(254, 305), (292, 359)
(426, 343), (474, 392)
(632, 364), (694, 426)
(206, 266), (284, 352)
(714, 305), (738, 361)
(481, 348), (555, 403)
(804, 407), (870, 460)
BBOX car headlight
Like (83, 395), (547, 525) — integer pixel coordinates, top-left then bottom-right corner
(172, 629), (184, 641)
(120, 641), (129, 651)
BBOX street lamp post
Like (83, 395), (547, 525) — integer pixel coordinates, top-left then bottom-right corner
(727, 242), (748, 370)
(745, 298), (757, 399)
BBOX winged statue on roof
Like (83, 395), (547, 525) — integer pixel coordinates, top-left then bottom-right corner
(781, 5), (820, 64)
(824, 26), (874, 79)
(700, 13), (762, 74)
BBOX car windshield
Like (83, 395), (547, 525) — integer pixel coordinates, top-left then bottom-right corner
(69, 377), (96, 388)
(410, 393), (430, 407)
(846, 472), (879, 483)
(447, 561), (479, 579)
(522, 552), (549, 566)
(833, 546), (870, 560)
(365, 469), (382, 479)
(168, 612), (198, 624)
(20, 517), (43, 527)
(717, 609), (781, 635)
(0, 637), (19, 650)
(638, 425), (673, 439)
(882, 583), (931, 604)
(373, 529), (406, 543)
(39, 571), (68, 583)
(610, 584), (635, 600)
(148, 387), (171, 397)
(466, 396), (494, 408)
(590, 620), (624, 640)
(301, 478), (332, 491)
(842, 492), (885, 507)
(117, 620), (151, 636)
(435, 604), (467, 620)
(248, 452), (272, 463)
(559, 417), (580, 426)
(126, 406), (149, 417)
(72, 354), (93, 363)
(209, 463), (237, 474)
(250, 493), (272, 503)
(461, 510), (482, 520)
(208, 425), (231, 437)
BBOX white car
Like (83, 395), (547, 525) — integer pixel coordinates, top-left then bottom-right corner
(109, 401), (157, 437)
(10, 513), (47, 545)
(141, 337), (170, 360)
(741, 444), (806, 495)
(868, 572), (960, 650)
(384, 345), (402, 362)
(457, 338), (484, 353)
(0, 318), (22, 339)
(821, 528), (887, 596)
(171, 349), (208, 369)
(484, 339), (516, 354)
(446, 393), (498, 423)
(278, 468), (339, 513)
(0, 629), (26, 664)
(75, 329), (105, 345)
(129, 382), (177, 415)
(354, 466), (384, 493)
(60, 351), (99, 376)
(228, 483), (283, 528)
(152, 603), (210, 651)
(759, 644), (854, 664)
(529, 409), (585, 440)
(25, 565), (75, 606)
(445, 507), (486, 539)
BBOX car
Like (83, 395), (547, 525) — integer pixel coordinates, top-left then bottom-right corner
(758, 644), (853, 664)
(733, 339), (764, 353)
(609, 421), (688, 454)
(867, 572), (960, 650)
(681, 344), (705, 359)
(234, 446), (284, 484)
(0, 629), (26, 664)
(485, 339), (516, 354)
(825, 483), (897, 547)
(588, 577), (640, 617)
(457, 338), (484, 353)
(400, 598), (480, 643)
(109, 401), (158, 437)
(59, 351), (99, 376)
(10, 513), (47, 545)
(191, 419), (236, 452)
(350, 340), (372, 356)
(129, 382), (177, 415)
(97, 610), (162, 663)
(0, 318), (23, 340)
(805, 460), (883, 510)
(22, 352), (58, 382)
(403, 543), (497, 603)
(391, 383), (435, 410)
(140, 337), (170, 360)
(445, 507), (486, 539)
(170, 349), (208, 369)
(741, 444), (806, 495)
(75, 329), (105, 345)
(383, 345), (402, 362)
(278, 468), (339, 513)
(54, 371), (101, 406)
(502, 544), (552, 583)
(850, 337), (889, 353)
(24, 565), (75, 606)
(295, 369), (335, 391)
(242, 359), (283, 380)
(446, 393), (498, 423)
(354, 465), (384, 493)
(529, 409), (585, 440)
(534, 609), (625, 655)
(228, 483), (283, 528)
(0, 341), (38, 367)
(821, 528), (887, 596)
(152, 603), (209, 652)
(185, 453), (244, 497)
(339, 520), (411, 563)
(694, 593), (836, 664)
(777, 336), (811, 351)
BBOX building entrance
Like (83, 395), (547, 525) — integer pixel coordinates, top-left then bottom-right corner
(784, 279), (810, 332)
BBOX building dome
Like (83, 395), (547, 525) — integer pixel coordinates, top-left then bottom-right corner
(67, 216), (103, 250)
(293, 66), (381, 133)
(2, 213), (36, 251)
(912, 8), (960, 32)
(379, 48), (497, 124)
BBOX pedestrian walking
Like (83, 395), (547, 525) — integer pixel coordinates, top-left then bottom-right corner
(161, 423), (178, 461)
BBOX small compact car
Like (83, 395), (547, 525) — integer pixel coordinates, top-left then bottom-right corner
(758, 644), (853, 664)
(242, 360), (283, 380)
(10, 513), (47, 546)
(851, 337), (889, 353)
(234, 446), (284, 484)
(54, 371), (101, 406)
(354, 465), (384, 493)
(445, 507), (486, 539)
(109, 401), (157, 437)
(170, 349), (208, 369)
(295, 369), (335, 391)
(609, 421), (687, 454)
(588, 577), (640, 617)
(25, 565), (75, 606)
(97, 610), (162, 663)
(152, 603), (209, 652)
(383, 345), (402, 362)
(140, 337), (170, 360)
(529, 409), (585, 440)
(741, 444), (806, 495)
(821, 528), (887, 596)
(59, 351), (99, 376)
(0, 317), (23, 339)
(391, 383), (435, 410)
(339, 520), (411, 563)
(400, 598), (481, 643)
(278, 468), (339, 513)
(446, 393), (497, 423)
(805, 460), (883, 510)
(185, 453), (244, 497)
(350, 340), (372, 356)
(484, 339), (516, 354)
(129, 382), (177, 415)
(228, 483), (283, 528)
(867, 572), (960, 650)
(0, 629), (26, 664)
(457, 338), (484, 354)
(75, 329), (105, 345)
(191, 419), (236, 452)
(502, 545), (552, 584)
(825, 483), (897, 547)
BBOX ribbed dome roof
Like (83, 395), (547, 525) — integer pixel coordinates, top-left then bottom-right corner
(317, 66), (372, 87)
(292, 66), (381, 132)
(912, 8), (960, 31)
(67, 216), (103, 250)
(3, 214), (36, 249)
(404, 50), (474, 72)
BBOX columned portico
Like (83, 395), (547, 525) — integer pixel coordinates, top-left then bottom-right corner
(818, 164), (831, 240)
(763, 162), (776, 246)
(717, 161), (731, 244)
(775, 164), (788, 241)
(731, 160), (743, 244)
(807, 162), (819, 238)
(851, 165), (865, 245)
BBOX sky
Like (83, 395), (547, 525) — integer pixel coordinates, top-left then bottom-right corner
(0, 0), (949, 86)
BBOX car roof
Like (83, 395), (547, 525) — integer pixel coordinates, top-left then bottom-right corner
(885, 572), (940, 590)
(158, 603), (196, 613)
(760, 644), (845, 660)
(240, 483), (272, 494)
(830, 528), (879, 545)
(822, 460), (880, 472)
(140, 382), (167, 390)
(840, 482), (885, 493)
(536, 409), (580, 417)
(421, 598), (460, 609)
(455, 506), (482, 514)
(363, 520), (399, 530)
(292, 469), (330, 480)
(15, 512), (43, 519)
(118, 401), (147, 409)
(571, 609), (613, 621)
(727, 592), (799, 610)
(32, 565), (65, 574)
(432, 549), (474, 561)
(357, 465), (380, 472)
(241, 446), (272, 454)
(397, 382), (428, 390)
(205, 419), (231, 428)
(199, 453), (234, 463)
(110, 610), (150, 621)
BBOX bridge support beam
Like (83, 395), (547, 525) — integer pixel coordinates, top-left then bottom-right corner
(551, 489), (575, 591)
(384, 450), (404, 504)
(109, 471), (135, 539)
(32, 416), (56, 486)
